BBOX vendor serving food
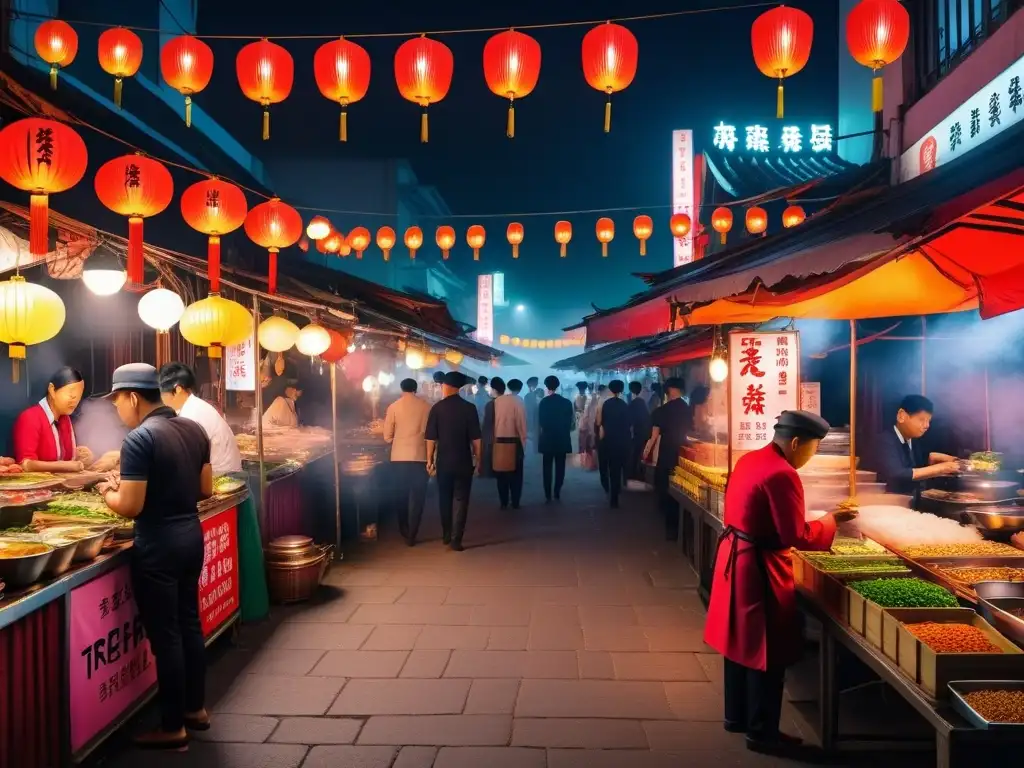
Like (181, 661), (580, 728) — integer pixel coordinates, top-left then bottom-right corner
(11, 367), (95, 473)
(875, 395), (959, 506)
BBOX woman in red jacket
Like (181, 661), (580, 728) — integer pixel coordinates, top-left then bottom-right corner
(704, 410), (857, 756)
(12, 366), (91, 472)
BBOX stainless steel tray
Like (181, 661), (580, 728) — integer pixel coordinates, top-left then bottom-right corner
(974, 583), (1024, 649)
(948, 680), (1024, 729)
(917, 557), (1024, 567)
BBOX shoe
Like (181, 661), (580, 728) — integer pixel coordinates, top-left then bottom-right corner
(723, 721), (746, 734)
(183, 712), (211, 732)
(545, 496), (552, 503)
(442, 533), (452, 545)
(133, 729), (189, 751)
(554, 492), (561, 500)
(405, 538), (416, 547)
(500, 503), (508, 510)
(610, 500), (619, 509)
(450, 540), (465, 552)
(745, 732), (804, 757)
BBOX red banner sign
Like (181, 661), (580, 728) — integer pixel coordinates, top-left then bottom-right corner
(199, 506), (240, 638)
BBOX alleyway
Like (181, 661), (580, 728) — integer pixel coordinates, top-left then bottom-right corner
(104, 461), (931, 768)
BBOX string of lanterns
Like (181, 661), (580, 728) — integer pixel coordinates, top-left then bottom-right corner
(499, 335), (585, 350)
(30, 1), (908, 141)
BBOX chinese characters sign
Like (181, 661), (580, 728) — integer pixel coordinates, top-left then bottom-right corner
(800, 382), (821, 416)
(728, 331), (801, 453)
(901, 53), (1024, 182)
(712, 122), (833, 153)
(226, 331), (255, 391)
(200, 506), (240, 637)
(69, 564), (158, 754)
(671, 129), (695, 267)
(476, 274), (494, 344)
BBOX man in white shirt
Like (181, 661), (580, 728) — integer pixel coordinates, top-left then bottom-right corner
(159, 363), (243, 475)
(383, 378), (432, 546)
(263, 381), (302, 429)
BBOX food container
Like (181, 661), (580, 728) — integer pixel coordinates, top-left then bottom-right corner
(948, 680), (1024, 729)
(883, 608), (1024, 698)
(974, 581), (1024, 650)
(0, 540), (54, 588)
(264, 535), (332, 604)
(958, 477), (1019, 501)
(38, 525), (113, 563)
(967, 507), (1024, 533)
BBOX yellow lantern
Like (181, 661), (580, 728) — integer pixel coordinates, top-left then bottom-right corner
(258, 315), (299, 352)
(444, 349), (464, 365)
(179, 293), (253, 359)
(424, 352), (440, 367)
(499, 334), (510, 344)
(0, 275), (65, 381)
(405, 347), (425, 370)
(296, 323), (331, 356)
(511, 337), (521, 347)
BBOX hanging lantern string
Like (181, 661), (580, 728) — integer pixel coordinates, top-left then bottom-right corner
(8, 3), (778, 41)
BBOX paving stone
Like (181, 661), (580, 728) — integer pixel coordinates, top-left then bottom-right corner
(393, 746), (439, 768)
(445, 651), (578, 679)
(281, 599), (359, 623)
(611, 652), (707, 682)
(579, 605), (638, 627)
(350, 604), (475, 626)
(530, 604), (580, 626)
(663, 681), (726, 721)
(446, 586), (536, 605)
(511, 718), (648, 748)
(530, 587), (582, 605)
(310, 651), (410, 678)
(338, 586), (409, 604)
(302, 745), (399, 768)
(398, 586), (451, 604)
(434, 747), (546, 768)
(643, 627), (715, 653)
(487, 626), (530, 651)
(192, 714), (278, 743)
(470, 604), (533, 626)
(401, 650), (452, 678)
(515, 680), (674, 720)
(696, 653), (725, 684)
(634, 605), (699, 628)
(582, 626), (650, 652)
(362, 625), (425, 651)
(269, 717), (363, 744)
(643, 720), (748, 751)
(547, 749), (699, 768)
(213, 675), (345, 716)
(385, 569), (462, 587)
(527, 623), (584, 651)
(264, 623), (373, 651)
(328, 569), (393, 586)
(242, 649), (325, 676)
(329, 679), (471, 715)
(416, 625), (491, 650)
(357, 715), (512, 746)
(464, 679), (520, 714)
(577, 652), (615, 680)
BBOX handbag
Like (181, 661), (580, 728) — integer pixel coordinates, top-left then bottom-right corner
(492, 438), (518, 473)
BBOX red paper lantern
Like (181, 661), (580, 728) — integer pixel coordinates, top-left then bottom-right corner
(161, 35), (214, 127)
(321, 230), (343, 254)
(711, 207), (734, 245)
(94, 154), (173, 284)
(404, 226), (423, 259)
(180, 178), (248, 292)
(0, 118), (87, 256)
(97, 27), (143, 108)
(435, 225), (456, 260)
(483, 30), (541, 138)
(376, 226), (397, 261)
(306, 215), (331, 241)
(751, 6), (813, 118)
(581, 23), (638, 133)
(338, 237), (352, 257)
(632, 215), (653, 256)
(847, 0), (910, 113)
(244, 197), (302, 294)
(394, 36), (454, 143)
(321, 328), (351, 363)
(595, 217), (615, 257)
(348, 226), (371, 259)
(466, 225), (486, 261)
(34, 19), (78, 90)
(314, 37), (371, 142)
(298, 236), (310, 253)
(506, 222), (524, 259)
(236, 39), (294, 141)
(669, 213), (691, 239)
(745, 206), (768, 236)
(783, 205), (806, 228)
(554, 220), (572, 258)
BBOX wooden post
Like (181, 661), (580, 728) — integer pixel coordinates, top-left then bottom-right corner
(921, 316), (927, 395)
(331, 364), (341, 549)
(849, 320), (857, 500)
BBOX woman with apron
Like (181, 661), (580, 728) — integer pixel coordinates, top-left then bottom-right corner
(704, 410), (858, 757)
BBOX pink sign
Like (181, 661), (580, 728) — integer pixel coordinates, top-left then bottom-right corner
(69, 564), (157, 754)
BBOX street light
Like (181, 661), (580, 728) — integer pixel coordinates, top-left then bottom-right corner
(515, 304), (526, 313)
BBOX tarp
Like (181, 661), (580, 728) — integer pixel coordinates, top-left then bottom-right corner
(553, 329), (714, 372)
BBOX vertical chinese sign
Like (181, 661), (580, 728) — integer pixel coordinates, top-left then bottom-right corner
(69, 565), (158, 756)
(476, 274), (494, 345)
(728, 331), (801, 454)
(226, 331), (256, 391)
(800, 381), (821, 416)
(199, 506), (240, 637)
(671, 129), (695, 268)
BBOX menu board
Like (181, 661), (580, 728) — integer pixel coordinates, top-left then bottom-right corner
(800, 382), (821, 415)
(200, 506), (240, 637)
(226, 332), (256, 391)
(729, 331), (801, 452)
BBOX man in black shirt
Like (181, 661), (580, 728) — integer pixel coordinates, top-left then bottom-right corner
(648, 377), (694, 540)
(875, 394), (959, 507)
(97, 363), (213, 750)
(628, 381), (652, 480)
(537, 375), (574, 501)
(599, 380), (631, 508)
(426, 372), (483, 551)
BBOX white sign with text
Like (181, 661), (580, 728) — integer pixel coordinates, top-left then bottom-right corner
(729, 331), (801, 452)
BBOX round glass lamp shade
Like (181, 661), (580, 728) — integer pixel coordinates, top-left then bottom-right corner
(709, 356), (729, 383)
(0, 275), (66, 358)
(82, 268), (127, 296)
(258, 315), (299, 352)
(179, 294), (253, 358)
(137, 288), (185, 332)
(296, 323), (331, 356)
(405, 347), (425, 370)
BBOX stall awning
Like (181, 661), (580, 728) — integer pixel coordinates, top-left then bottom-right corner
(553, 329), (714, 372)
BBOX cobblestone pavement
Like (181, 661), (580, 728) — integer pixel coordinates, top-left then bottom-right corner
(104, 459), (934, 768)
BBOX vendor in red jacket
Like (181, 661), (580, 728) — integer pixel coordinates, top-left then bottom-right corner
(704, 410), (858, 756)
(12, 366), (92, 472)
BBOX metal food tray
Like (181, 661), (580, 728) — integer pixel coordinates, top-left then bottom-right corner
(974, 582), (1024, 649)
(920, 559), (1024, 586)
(948, 680), (1024, 729)
(920, 490), (1020, 506)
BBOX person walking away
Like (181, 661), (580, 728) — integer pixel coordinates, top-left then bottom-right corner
(648, 382), (664, 411)
(426, 372), (482, 551)
(573, 382), (589, 453)
(593, 384), (611, 490)
(537, 375), (574, 501)
(507, 378), (525, 399)
(704, 411), (857, 757)
(97, 364), (213, 750)
(474, 376), (491, 422)
(487, 377), (527, 509)
(647, 377), (694, 540)
(524, 376), (542, 442)
(597, 380), (631, 507)
(383, 378), (431, 546)
(628, 381), (652, 480)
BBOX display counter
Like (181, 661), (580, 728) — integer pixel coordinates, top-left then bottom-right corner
(0, 490), (247, 767)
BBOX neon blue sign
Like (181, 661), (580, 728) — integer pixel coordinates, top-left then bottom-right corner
(712, 122), (833, 153)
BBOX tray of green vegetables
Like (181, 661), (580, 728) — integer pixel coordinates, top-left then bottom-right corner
(849, 578), (959, 608)
(801, 554), (911, 577)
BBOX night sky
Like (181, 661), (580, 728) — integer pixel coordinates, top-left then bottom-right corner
(195, 0), (840, 332)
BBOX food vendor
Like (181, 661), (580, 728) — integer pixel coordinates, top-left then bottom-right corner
(12, 366), (93, 472)
(704, 410), (857, 757)
(262, 379), (302, 429)
(875, 395), (959, 506)
(158, 362), (243, 475)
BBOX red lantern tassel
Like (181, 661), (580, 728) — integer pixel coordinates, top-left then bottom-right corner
(29, 194), (49, 256)
(268, 248), (278, 294)
(208, 236), (221, 292)
(127, 216), (144, 284)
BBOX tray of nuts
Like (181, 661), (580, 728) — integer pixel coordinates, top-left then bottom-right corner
(948, 681), (1024, 729)
(900, 542), (1024, 559)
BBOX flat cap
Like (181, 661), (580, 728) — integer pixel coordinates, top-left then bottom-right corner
(775, 410), (830, 439)
(100, 363), (159, 398)
(443, 371), (467, 388)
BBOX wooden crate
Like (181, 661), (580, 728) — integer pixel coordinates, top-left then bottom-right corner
(846, 574), (915, 646)
(887, 608), (1024, 698)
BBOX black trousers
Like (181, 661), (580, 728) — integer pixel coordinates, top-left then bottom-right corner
(542, 453), (566, 499)
(437, 470), (473, 544)
(723, 658), (786, 739)
(606, 450), (628, 505)
(393, 461), (429, 541)
(597, 440), (609, 491)
(654, 465), (679, 538)
(131, 527), (206, 733)
(630, 436), (647, 480)
(494, 443), (524, 508)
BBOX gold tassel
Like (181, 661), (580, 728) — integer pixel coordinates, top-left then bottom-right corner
(601, 243), (608, 258)
(603, 98), (612, 133)
(420, 110), (429, 143)
(49, 64), (57, 90)
(11, 359), (19, 384)
(507, 100), (515, 139)
(720, 233), (727, 245)
(776, 81), (784, 119)
(872, 74), (884, 113)
(185, 95), (192, 127)
(262, 107), (270, 141)
(340, 108), (348, 142)
(114, 76), (123, 109)
(640, 241), (646, 257)
(560, 243), (567, 258)
(512, 244), (519, 259)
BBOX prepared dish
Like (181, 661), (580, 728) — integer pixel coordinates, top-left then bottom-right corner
(940, 567), (1024, 585)
(902, 542), (1024, 558)
(0, 539), (51, 558)
(213, 476), (246, 494)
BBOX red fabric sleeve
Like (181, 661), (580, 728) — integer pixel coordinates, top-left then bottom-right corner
(764, 467), (837, 551)
(12, 407), (43, 463)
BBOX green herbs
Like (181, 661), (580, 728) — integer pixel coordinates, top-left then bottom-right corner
(849, 578), (959, 608)
(43, 501), (118, 522)
(803, 554), (908, 574)
(830, 537), (889, 556)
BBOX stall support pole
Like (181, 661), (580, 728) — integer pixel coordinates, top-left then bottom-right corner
(330, 364), (341, 549)
(849, 320), (858, 501)
(984, 365), (991, 452)
(921, 316), (927, 395)
(252, 295), (267, 537)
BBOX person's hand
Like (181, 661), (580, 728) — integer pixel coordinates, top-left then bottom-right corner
(831, 508), (859, 524)
(937, 461), (961, 476)
(427, 461), (436, 477)
(75, 446), (94, 467)
(68, 460), (85, 473)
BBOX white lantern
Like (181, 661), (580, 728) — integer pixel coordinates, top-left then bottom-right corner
(362, 375), (376, 393)
(137, 288), (185, 332)
(405, 347), (425, 370)
(296, 322), (331, 356)
(82, 246), (127, 296)
(258, 315), (299, 352)
(709, 356), (729, 383)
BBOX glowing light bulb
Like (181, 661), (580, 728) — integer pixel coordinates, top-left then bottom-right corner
(336, 57), (349, 78)
(605, 44), (616, 71)
(181, 51), (194, 71)
(709, 357), (729, 383)
(259, 59), (272, 81)
(114, 44), (126, 62)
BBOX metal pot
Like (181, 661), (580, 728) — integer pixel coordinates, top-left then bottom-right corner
(967, 507), (1024, 533)
(69, 527), (113, 562)
(265, 535), (319, 563)
(264, 536), (332, 603)
(958, 476), (1019, 501)
(0, 541), (54, 588)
